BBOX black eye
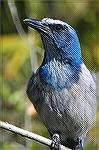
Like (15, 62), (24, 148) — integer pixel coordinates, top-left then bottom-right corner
(55, 25), (63, 31)
(49, 24), (68, 32)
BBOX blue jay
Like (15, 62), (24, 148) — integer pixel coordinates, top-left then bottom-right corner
(24, 18), (96, 150)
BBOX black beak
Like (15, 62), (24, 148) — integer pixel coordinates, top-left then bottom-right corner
(23, 18), (49, 34)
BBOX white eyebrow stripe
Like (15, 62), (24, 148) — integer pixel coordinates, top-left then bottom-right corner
(42, 18), (65, 25)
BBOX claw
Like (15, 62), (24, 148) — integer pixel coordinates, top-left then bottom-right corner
(51, 134), (60, 150)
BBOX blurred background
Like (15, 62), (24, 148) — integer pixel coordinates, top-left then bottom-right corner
(0, 0), (99, 150)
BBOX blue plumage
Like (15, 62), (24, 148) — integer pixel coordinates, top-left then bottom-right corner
(24, 18), (96, 150)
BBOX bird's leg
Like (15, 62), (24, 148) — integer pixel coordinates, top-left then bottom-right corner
(51, 133), (60, 150)
(75, 138), (84, 150)
(79, 138), (84, 150)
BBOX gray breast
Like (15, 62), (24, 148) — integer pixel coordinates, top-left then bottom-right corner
(37, 63), (96, 141)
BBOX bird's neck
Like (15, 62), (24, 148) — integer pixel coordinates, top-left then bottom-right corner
(41, 33), (82, 68)
(41, 34), (60, 63)
(39, 34), (82, 90)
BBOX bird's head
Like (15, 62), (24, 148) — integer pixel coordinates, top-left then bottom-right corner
(24, 18), (82, 67)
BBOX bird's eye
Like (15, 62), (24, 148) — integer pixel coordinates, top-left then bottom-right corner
(49, 24), (68, 32)
(54, 24), (68, 32)
(54, 25), (63, 31)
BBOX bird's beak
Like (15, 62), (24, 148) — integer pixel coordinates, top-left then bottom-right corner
(23, 18), (49, 34)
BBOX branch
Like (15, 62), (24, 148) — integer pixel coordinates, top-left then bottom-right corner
(8, 0), (25, 38)
(0, 121), (71, 150)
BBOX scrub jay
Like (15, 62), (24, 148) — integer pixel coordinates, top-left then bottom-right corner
(24, 18), (96, 150)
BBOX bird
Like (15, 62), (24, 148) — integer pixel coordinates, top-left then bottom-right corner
(23, 18), (96, 150)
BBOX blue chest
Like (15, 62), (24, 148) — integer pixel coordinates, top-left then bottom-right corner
(39, 61), (80, 90)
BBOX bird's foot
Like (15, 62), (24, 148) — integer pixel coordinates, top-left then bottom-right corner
(74, 138), (84, 150)
(79, 138), (84, 150)
(75, 145), (83, 150)
(51, 134), (60, 150)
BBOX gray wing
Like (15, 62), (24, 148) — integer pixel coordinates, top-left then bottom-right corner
(26, 71), (42, 111)
(26, 72), (38, 100)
